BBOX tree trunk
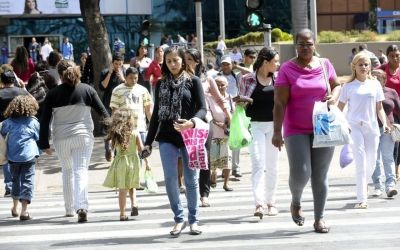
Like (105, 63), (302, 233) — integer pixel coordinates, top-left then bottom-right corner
(79, 0), (111, 136)
(290, 0), (309, 40)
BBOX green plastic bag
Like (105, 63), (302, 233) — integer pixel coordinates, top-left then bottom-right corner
(144, 169), (158, 193)
(228, 105), (252, 150)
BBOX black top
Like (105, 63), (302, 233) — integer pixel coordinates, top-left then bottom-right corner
(145, 75), (207, 148)
(99, 68), (125, 111)
(0, 86), (29, 121)
(246, 77), (274, 122)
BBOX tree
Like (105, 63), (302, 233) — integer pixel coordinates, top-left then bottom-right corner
(79, 0), (111, 135)
(290, 0), (308, 41)
(368, 0), (378, 31)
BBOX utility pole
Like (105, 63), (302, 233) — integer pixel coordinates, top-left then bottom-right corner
(310, 0), (318, 40)
(194, 0), (204, 62)
(219, 0), (225, 39)
(263, 24), (272, 47)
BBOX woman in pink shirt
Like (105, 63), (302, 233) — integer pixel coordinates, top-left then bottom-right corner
(11, 46), (35, 84)
(145, 46), (164, 98)
(272, 29), (341, 233)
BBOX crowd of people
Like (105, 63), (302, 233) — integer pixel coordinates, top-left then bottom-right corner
(1, 28), (399, 237)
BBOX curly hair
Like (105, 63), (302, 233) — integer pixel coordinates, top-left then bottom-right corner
(105, 108), (138, 152)
(57, 60), (81, 86)
(4, 95), (38, 118)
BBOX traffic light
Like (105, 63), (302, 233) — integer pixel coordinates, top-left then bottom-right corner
(245, 0), (264, 30)
(139, 20), (150, 46)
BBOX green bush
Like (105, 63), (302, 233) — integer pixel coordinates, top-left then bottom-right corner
(271, 28), (283, 42)
(386, 30), (400, 41)
(280, 31), (293, 41)
(318, 31), (349, 43)
(355, 30), (378, 42)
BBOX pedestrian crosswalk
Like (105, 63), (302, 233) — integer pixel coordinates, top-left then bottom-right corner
(1, 178), (400, 249)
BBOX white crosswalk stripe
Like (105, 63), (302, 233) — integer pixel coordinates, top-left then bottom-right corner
(1, 179), (400, 250)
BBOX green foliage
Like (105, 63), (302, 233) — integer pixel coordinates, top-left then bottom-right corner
(318, 31), (349, 43)
(280, 32), (293, 41)
(355, 30), (378, 42)
(386, 30), (400, 41)
(271, 28), (283, 42)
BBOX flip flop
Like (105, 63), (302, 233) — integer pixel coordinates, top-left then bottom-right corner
(19, 213), (32, 221)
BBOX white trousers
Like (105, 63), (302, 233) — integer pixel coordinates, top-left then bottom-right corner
(349, 123), (379, 203)
(53, 135), (94, 214)
(249, 122), (279, 207)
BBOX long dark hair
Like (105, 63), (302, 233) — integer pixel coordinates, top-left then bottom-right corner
(253, 47), (279, 74)
(161, 46), (187, 79)
(12, 46), (29, 74)
(386, 44), (399, 56)
(185, 48), (205, 77)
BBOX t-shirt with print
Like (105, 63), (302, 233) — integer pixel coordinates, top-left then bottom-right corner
(110, 83), (152, 132)
(275, 59), (337, 137)
(339, 78), (385, 135)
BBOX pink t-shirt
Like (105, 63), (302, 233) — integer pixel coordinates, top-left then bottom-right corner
(275, 59), (337, 137)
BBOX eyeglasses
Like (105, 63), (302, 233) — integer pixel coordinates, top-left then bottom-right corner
(296, 43), (314, 48)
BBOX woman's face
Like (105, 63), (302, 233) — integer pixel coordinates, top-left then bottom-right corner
(156, 48), (164, 60)
(184, 53), (197, 72)
(216, 80), (227, 94)
(354, 58), (371, 78)
(388, 50), (400, 66)
(80, 55), (87, 65)
(139, 46), (147, 56)
(296, 35), (315, 60)
(26, 0), (36, 10)
(165, 51), (183, 77)
(261, 54), (280, 74)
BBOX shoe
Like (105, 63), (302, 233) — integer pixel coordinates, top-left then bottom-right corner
(232, 170), (242, 178)
(223, 186), (233, 191)
(120, 215), (129, 221)
(11, 209), (18, 217)
(266, 205), (278, 216)
(4, 190), (11, 197)
(210, 182), (217, 188)
(290, 203), (304, 226)
(65, 213), (74, 217)
(170, 221), (186, 237)
(77, 209), (88, 223)
(373, 189), (382, 197)
(19, 212), (32, 221)
(189, 223), (202, 235)
(354, 202), (368, 209)
(200, 197), (210, 207)
(131, 206), (139, 216)
(136, 186), (145, 191)
(254, 205), (264, 219)
(313, 220), (330, 233)
(386, 188), (398, 198)
(179, 186), (186, 194)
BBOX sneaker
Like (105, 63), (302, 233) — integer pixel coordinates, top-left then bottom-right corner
(77, 209), (88, 223)
(373, 189), (382, 197)
(354, 202), (368, 209)
(386, 188), (398, 198)
(4, 190), (11, 197)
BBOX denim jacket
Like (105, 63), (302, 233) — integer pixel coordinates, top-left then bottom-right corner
(0, 116), (39, 162)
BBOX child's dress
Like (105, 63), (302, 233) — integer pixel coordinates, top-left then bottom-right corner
(103, 134), (140, 189)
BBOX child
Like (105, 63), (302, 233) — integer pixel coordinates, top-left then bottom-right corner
(338, 53), (389, 209)
(103, 108), (143, 221)
(209, 76), (233, 191)
(0, 95), (39, 220)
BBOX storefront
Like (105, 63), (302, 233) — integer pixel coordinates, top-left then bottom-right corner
(377, 9), (400, 33)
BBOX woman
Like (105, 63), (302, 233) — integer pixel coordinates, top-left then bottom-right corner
(338, 54), (389, 209)
(39, 60), (109, 223)
(272, 29), (341, 233)
(143, 47), (206, 236)
(130, 44), (152, 93)
(24, 0), (42, 14)
(238, 47), (280, 219)
(145, 46), (164, 97)
(380, 45), (400, 180)
(371, 69), (399, 198)
(11, 46), (35, 84)
(47, 51), (62, 85)
(184, 48), (232, 207)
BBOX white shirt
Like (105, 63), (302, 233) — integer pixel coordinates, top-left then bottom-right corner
(229, 51), (243, 63)
(222, 72), (240, 96)
(40, 43), (53, 61)
(339, 78), (384, 134)
(217, 40), (227, 51)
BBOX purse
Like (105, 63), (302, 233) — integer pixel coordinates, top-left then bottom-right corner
(390, 124), (400, 141)
(0, 122), (8, 165)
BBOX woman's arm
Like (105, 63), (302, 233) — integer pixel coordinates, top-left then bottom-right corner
(145, 81), (161, 146)
(272, 86), (289, 151)
(377, 101), (390, 133)
(328, 76), (341, 105)
(207, 76), (231, 123)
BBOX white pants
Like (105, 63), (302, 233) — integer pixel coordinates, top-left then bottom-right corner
(54, 135), (94, 214)
(249, 122), (279, 207)
(349, 123), (379, 203)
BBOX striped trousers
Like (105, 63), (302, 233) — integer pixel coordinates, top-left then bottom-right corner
(53, 135), (94, 214)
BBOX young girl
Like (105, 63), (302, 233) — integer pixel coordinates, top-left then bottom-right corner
(1, 95), (39, 221)
(209, 76), (233, 192)
(338, 53), (389, 209)
(103, 108), (143, 221)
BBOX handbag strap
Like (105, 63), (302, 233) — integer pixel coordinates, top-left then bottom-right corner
(319, 58), (331, 95)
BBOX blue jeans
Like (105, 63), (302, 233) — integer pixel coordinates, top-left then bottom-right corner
(10, 160), (35, 203)
(373, 128), (396, 191)
(159, 142), (199, 225)
(2, 163), (12, 192)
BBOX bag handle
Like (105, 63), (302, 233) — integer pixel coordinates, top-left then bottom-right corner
(319, 58), (331, 95)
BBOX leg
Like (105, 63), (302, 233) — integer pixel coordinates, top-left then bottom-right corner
(372, 131), (384, 192)
(10, 163), (21, 203)
(159, 142), (184, 223)
(119, 188), (127, 218)
(379, 132), (397, 194)
(231, 149), (241, 177)
(2, 163), (12, 195)
(177, 157), (185, 192)
(264, 122), (279, 207)
(199, 124), (212, 198)
(129, 188), (138, 216)
(249, 122), (266, 207)
(19, 161), (35, 205)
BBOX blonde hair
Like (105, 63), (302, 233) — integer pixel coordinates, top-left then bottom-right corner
(105, 108), (138, 152)
(347, 53), (373, 83)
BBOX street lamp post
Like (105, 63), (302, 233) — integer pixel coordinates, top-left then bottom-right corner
(263, 23), (272, 47)
(194, 0), (204, 63)
(219, 0), (225, 39)
(310, 0), (318, 41)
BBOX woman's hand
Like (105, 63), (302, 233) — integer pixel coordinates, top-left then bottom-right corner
(141, 145), (152, 159)
(323, 95), (336, 106)
(271, 131), (284, 151)
(383, 124), (391, 134)
(173, 119), (194, 132)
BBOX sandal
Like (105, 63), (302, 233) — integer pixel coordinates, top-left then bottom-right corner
(11, 209), (19, 218)
(266, 205), (278, 216)
(210, 182), (217, 188)
(131, 206), (139, 216)
(200, 197), (210, 207)
(290, 203), (304, 226)
(354, 202), (368, 209)
(313, 220), (330, 233)
(120, 215), (129, 221)
(170, 221), (186, 237)
(254, 205), (264, 219)
(19, 212), (32, 221)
